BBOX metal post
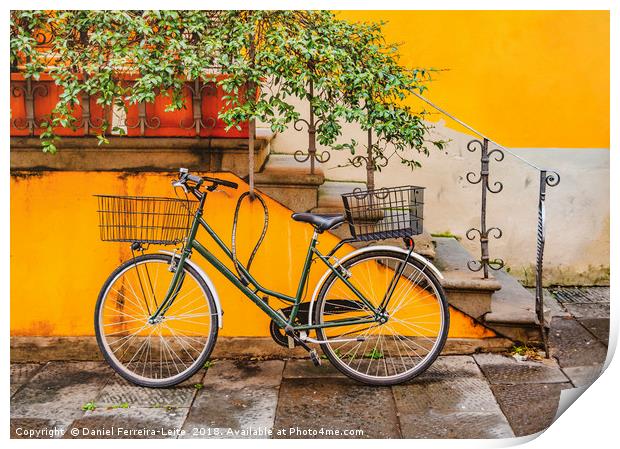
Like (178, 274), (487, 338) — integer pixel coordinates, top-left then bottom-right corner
(10, 78), (48, 135)
(536, 170), (560, 357)
(248, 118), (256, 198)
(366, 129), (374, 191)
(125, 101), (160, 135)
(308, 83), (316, 175)
(180, 80), (216, 135)
(293, 80), (330, 174)
(247, 25), (257, 199)
(191, 79), (202, 135)
(466, 138), (505, 277)
(480, 139), (490, 278)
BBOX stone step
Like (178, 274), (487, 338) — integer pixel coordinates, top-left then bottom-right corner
(433, 237), (540, 343)
(254, 154), (324, 212)
(433, 237), (501, 321)
(315, 179), (367, 211)
(483, 269), (540, 342)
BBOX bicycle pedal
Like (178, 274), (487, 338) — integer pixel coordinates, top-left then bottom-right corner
(309, 349), (322, 367)
(287, 335), (295, 349)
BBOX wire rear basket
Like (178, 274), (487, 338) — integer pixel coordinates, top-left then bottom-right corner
(95, 195), (198, 245)
(341, 186), (424, 242)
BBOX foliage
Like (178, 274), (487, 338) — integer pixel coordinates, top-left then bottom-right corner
(202, 360), (215, 369)
(509, 344), (543, 361)
(81, 400), (97, 411)
(430, 231), (461, 240)
(365, 348), (384, 360)
(11, 10), (444, 168)
(109, 402), (129, 409)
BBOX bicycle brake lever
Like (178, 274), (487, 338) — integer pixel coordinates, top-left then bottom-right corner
(172, 180), (188, 193)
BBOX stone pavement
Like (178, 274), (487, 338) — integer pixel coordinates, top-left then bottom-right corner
(10, 288), (609, 439)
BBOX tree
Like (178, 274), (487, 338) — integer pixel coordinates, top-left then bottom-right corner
(10, 10), (444, 177)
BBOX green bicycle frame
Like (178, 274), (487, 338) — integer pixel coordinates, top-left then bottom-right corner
(149, 192), (380, 332)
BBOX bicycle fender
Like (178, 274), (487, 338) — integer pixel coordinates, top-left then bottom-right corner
(307, 245), (444, 327)
(158, 251), (223, 328)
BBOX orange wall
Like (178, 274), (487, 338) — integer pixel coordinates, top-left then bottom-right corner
(339, 10), (609, 148)
(10, 171), (494, 339)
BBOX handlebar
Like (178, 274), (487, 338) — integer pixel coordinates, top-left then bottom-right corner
(175, 168), (239, 193)
(202, 175), (239, 190)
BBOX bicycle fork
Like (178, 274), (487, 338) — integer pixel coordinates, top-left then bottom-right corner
(377, 237), (416, 314)
(147, 250), (189, 324)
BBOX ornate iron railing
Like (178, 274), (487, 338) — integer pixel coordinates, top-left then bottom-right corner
(465, 138), (506, 278)
(9, 76), (239, 138)
(179, 79), (217, 134)
(411, 91), (560, 355)
(10, 78), (48, 134)
(292, 80), (331, 175)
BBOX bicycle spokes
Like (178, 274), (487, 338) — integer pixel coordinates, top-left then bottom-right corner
(97, 257), (216, 384)
(316, 252), (447, 382)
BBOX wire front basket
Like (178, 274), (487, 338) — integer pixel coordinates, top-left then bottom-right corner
(95, 195), (198, 245)
(341, 186), (424, 242)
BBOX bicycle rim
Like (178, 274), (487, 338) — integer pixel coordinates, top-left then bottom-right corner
(315, 251), (449, 384)
(96, 255), (217, 386)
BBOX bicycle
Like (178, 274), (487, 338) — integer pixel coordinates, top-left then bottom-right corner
(94, 168), (449, 387)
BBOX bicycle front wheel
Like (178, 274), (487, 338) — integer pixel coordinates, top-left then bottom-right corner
(95, 254), (218, 387)
(314, 249), (449, 386)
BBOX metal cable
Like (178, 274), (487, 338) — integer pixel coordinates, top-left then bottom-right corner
(410, 91), (544, 171)
(231, 191), (269, 285)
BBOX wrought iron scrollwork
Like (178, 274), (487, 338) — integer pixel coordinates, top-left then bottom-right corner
(293, 80), (331, 175)
(465, 138), (505, 278)
(179, 79), (217, 134)
(348, 129), (388, 191)
(11, 78), (48, 135)
(125, 101), (160, 136)
(74, 84), (106, 134)
(350, 153), (388, 170)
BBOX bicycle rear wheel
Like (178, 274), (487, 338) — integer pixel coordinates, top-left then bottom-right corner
(314, 249), (449, 386)
(95, 254), (218, 387)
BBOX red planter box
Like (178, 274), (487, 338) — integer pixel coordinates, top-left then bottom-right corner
(10, 73), (249, 138)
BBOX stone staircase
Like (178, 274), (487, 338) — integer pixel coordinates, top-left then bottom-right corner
(433, 237), (539, 342)
(253, 153), (325, 212)
(253, 152), (541, 345)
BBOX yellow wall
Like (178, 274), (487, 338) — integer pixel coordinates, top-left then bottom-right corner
(10, 171), (494, 339)
(339, 10), (609, 148)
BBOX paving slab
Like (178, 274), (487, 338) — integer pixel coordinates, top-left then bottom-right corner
(95, 370), (204, 408)
(283, 359), (344, 378)
(563, 303), (610, 320)
(11, 362), (113, 421)
(10, 363), (45, 397)
(394, 374), (500, 414)
(181, 387), (279, 439)
(490, 382), (572, 437)
(576, 318), (609, 345)
(399, 411), (514, 439)
(202, 359), (284, 390)
(274, 377), (400, 438)
(394, 355), (513, 438)
(473, 353), (569, 384)
(415, 355), (486, 380)
(538, 288), (570, 318)
(561, 364), (604, 388)
(548, 316), (609, 368)
(10, 418), (71, 439)
(65, 406), (189, 439)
